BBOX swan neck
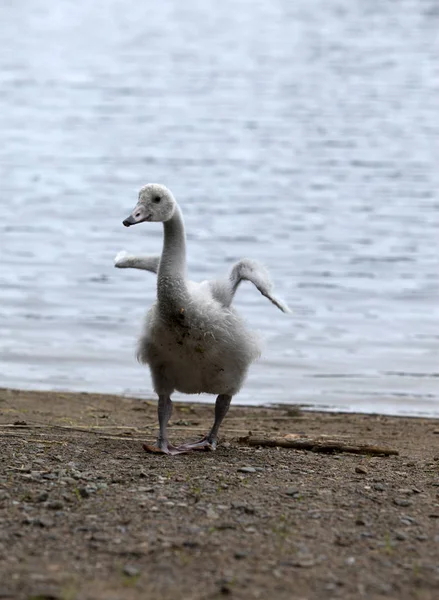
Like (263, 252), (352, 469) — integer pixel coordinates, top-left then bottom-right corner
(157, 205), (188, 308)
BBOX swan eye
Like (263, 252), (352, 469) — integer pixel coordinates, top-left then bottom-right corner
(152, 196), (161, 204)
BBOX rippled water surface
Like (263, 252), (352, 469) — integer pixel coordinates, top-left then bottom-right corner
(1, 0), (438, 415)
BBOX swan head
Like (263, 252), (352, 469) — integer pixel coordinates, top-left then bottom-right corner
(123, 183), (177, 227)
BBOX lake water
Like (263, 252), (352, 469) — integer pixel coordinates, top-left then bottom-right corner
(1, 0), (438, 416)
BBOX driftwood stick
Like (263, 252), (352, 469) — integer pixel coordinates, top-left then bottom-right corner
(238, 436), (399, 456)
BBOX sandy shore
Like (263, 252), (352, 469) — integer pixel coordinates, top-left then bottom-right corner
(0, 387), (438, 600)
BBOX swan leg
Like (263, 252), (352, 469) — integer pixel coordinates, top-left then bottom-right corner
(143, 395), (189, 455)
(176, 394), (232, 451)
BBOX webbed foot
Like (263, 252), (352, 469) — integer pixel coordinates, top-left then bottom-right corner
(143, 441), (189, 455)
(176, 436), (217, 452)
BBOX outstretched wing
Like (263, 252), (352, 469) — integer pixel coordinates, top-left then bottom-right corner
(114, 251), (160, 274)
(209, 259), (290, 313)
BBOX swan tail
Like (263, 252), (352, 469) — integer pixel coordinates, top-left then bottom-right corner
(229, 259), (291, 313)
(114, 251), (160, 274)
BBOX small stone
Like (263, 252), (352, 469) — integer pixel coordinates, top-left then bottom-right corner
(412, 487), (422, 494)
(237, 467), (256, 474)
(123, 565), (139, 578)
(394, 531), (408, 541)
(36, 491), (49, 503)
(393, 498), (412, 507)
(373, 483), (386, 492)
(335, 533), (353, 547)
(291, 557), (316, 568)
(234, 551), (248, 560)
(206, 507), (219, 520)
(61, 477), (76, 485)
(244, 527), (257, 534)
(182, 540), (199, 548)
(355, 517), (367, 526)
(219, 583), (231, 595)
(416, 534), (428, 541)
(400, 515), (417, 525)
(285, 488), (299, 497)
(355, 466), (368, 475)
(78, 486), (90, 498)
(47, 500), (63, 510)
(36, 517), (54, 528)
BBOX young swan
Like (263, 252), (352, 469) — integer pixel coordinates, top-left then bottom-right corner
(116, 183), (290, 455)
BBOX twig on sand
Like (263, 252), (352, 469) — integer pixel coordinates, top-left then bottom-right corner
(237, 434), (399, 456)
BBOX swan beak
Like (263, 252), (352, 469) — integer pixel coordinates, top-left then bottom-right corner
(123, 215), (137, 227)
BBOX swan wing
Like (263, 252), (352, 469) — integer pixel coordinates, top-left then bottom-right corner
(210, 259), (290, 313)
(114, 251), (160, 274)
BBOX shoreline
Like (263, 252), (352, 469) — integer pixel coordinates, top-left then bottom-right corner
(1, 387), (438, 599)
(2, 384), (439, 420)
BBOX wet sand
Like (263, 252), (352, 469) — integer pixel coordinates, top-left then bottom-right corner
(0, 388), (438, 599)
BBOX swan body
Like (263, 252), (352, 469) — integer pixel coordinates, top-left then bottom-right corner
(116, 183), (289, 454)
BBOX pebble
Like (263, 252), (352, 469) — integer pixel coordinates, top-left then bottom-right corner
(373, 483), (386, 492)
(394, 531), (408, 541)
(393, 498), (412, 507)
(182, 540), (199, 548)
(285, 488), (300, 497)
(206, 507), (219, 520)
(355, 466), (368, 475)
(335, 534), (353, 547)
(238, 467), (256, 474)
(36, 492), (49, 503)
(400, 515), (417, 525)
(46, 500), (63, 510)
(123, 565), (140, 578)
(36, 517), (54, 528)
(290, 557), (316, 568)
(61, 477), (76, 486)
(234, 551), (248, 560)
(78, 487), (90, 498)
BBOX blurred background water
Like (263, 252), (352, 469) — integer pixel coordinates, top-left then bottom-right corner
(0, 0), (438, 415)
